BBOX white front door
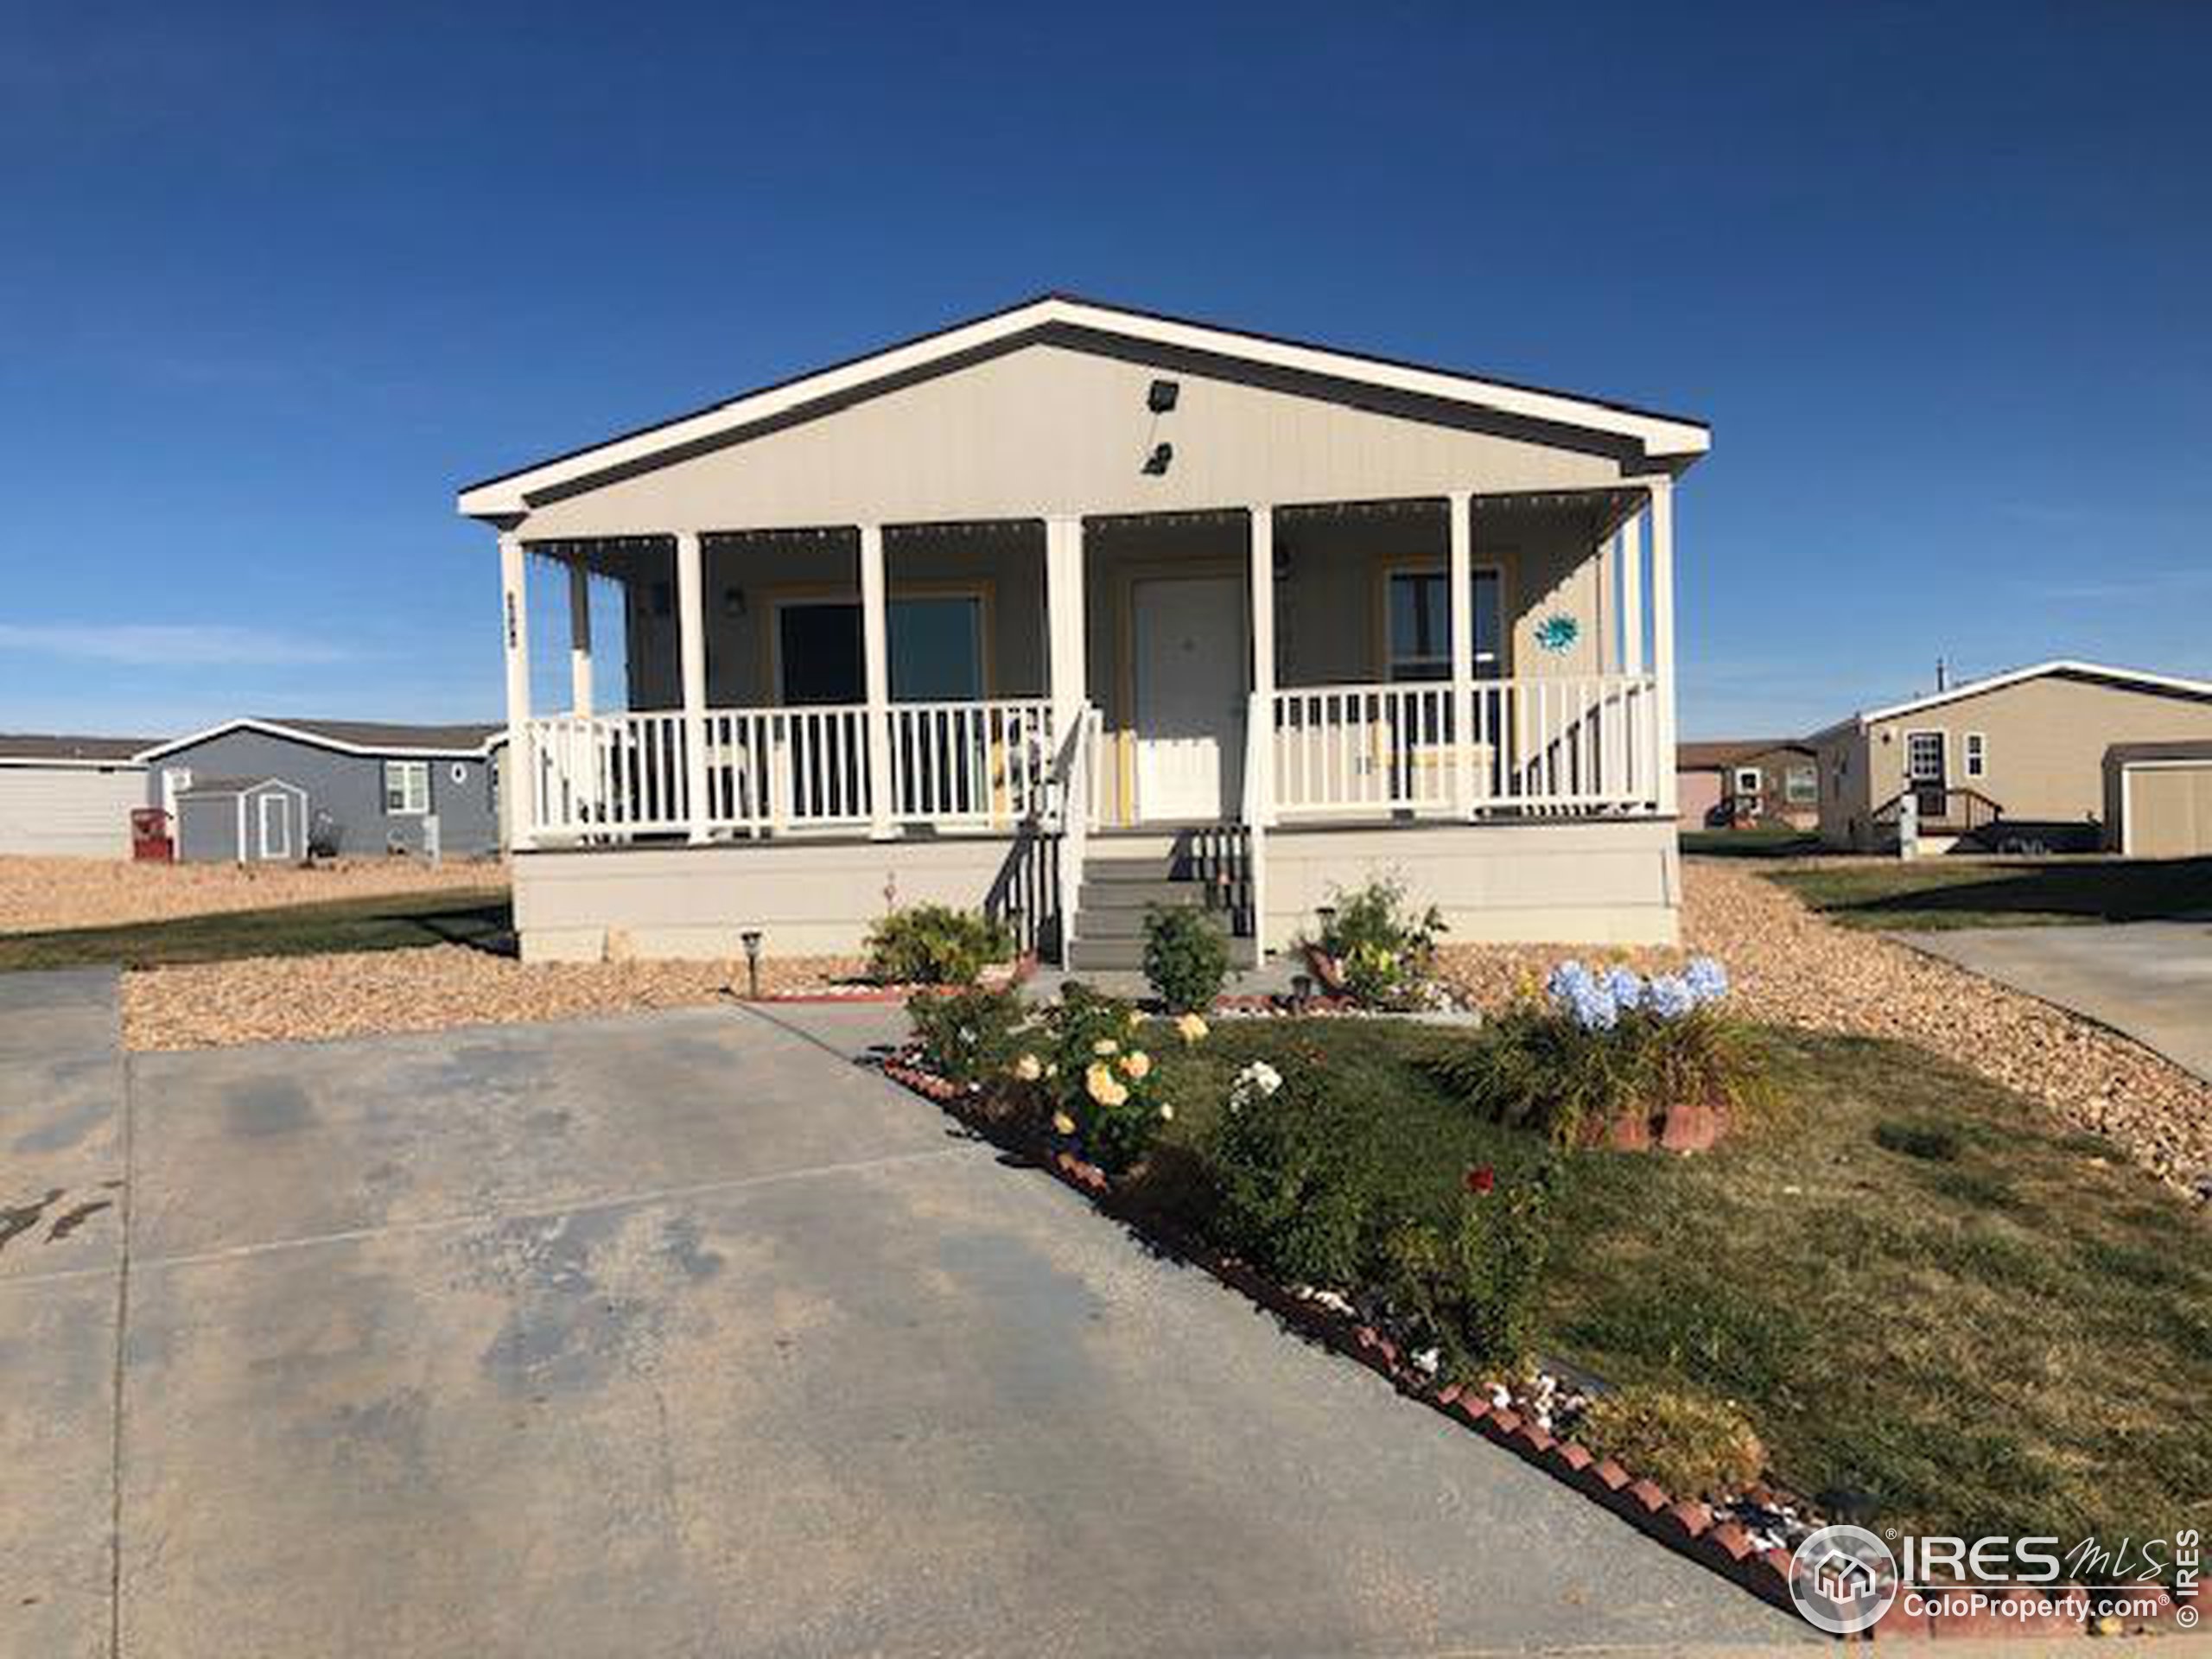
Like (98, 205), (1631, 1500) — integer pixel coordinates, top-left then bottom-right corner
(1132, 575), (1246, 822)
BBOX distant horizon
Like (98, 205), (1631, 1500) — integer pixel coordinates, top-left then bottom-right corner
(5, 2), (2207, 740)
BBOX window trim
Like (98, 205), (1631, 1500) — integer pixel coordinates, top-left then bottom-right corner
(1963, 731), (1987, 780)
(1732, 765), (1764, 798)
(1380, 559), (1507, 683)
(1784, 762), (1818, 804)
(1904, 728), (1948, 785)
(383, 759), (430, 817)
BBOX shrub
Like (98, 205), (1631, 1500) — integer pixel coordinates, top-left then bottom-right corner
(1430, 956), (1765, 1144)
(1576, 1385), (1767, 1499)
(1313, 878), (1446, 1009)
(1141, 904), (1231, 1013)
(1203, 1054), (1391, 1287)
(906, 985), (1026, 1087)
(1381, 1159), (1560, 1377)
(867, 904), (1014, 985)
(1033, 982), (1170, 1174)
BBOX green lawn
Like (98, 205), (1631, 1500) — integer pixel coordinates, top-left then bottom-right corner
(1677, 826), (1824, 859)
(1136, 1017), (2209, 1553)
(1766, 856), (2212, 930)
(0, 887), (514, 972)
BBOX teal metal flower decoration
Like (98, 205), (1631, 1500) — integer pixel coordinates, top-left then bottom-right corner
(1535, 613), (1580, 653)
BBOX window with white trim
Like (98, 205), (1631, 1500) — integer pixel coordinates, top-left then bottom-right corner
(1963, 732), (1987, 779)
(1785, 764), (1817, 804)
(1905, 731), (1946, 784)
(384, 760), (430, 816)
(1733, 766), (1763, 798)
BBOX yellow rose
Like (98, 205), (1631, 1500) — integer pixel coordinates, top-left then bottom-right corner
(1084, 1061), (1128, 1108)
(1013, 1052), (1043, 1082)
(1092, 1038), (1120, 1057)
(1121, 1050), (1151, 1080)
(1127, 1008), (1143, 1029)
(1051, 1110), (1077, 1135)
(1158, 1102), (1175, 1122)
(1174, 1012), (1209, 1044)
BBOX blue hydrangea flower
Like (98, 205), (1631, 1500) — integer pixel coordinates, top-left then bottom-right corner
(1603, 966), (1646, 1013)
(1546, 961), (1620, 1031)
(1545, 960), (1592, 1004)
(1684, 957), (1730, 1004)
(1646, 974), (1697, 1020)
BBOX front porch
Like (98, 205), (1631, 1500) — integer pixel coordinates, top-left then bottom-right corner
(496, 487), (1681, 962)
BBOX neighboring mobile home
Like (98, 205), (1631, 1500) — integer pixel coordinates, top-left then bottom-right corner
(0, 733), (154, 855)
(138, 718), (505, 861)
(1809, 661), (2212, 853)
(457, 294), (1707, 965)
(1675, 739), (1819, 830)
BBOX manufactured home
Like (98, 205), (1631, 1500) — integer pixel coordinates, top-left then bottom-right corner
(1810, 661), (2212, 853)
(457, 295), (1707, 965)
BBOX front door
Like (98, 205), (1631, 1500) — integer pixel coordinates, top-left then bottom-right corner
(1905, 730), (1948, 822)
(1132, 575), (1245, 822)
(257, 791), (292, 861)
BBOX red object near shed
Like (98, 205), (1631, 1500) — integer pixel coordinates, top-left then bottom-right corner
(130, 807), (174, 863)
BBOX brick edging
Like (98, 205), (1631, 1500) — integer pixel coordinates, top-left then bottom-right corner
(874, 1049), (2190, 1642)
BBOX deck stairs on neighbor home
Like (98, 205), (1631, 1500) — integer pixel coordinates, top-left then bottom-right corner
(1063, 829), (1261, 976)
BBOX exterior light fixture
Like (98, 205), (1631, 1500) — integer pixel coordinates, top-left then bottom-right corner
(1147, 378), (1179, 413)
(1142, 442), (1173, 476)
(740, 929), (764, 998)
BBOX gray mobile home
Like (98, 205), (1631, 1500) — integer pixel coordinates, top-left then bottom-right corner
(140, 719), (505, 861)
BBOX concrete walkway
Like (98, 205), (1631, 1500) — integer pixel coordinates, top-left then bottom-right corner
(1897, 921), (2212, 1081)
(2, 977), (1803, 1656)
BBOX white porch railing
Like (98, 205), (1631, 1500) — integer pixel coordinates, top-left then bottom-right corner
(1266, 674), (1661, 817)
(524, 698), (1057, 842)
(888, 699), (1053, 825)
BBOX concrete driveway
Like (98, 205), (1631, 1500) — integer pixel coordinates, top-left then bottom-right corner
(2, 976), (1802, 1657)
(1898, 921), (2212, 1081)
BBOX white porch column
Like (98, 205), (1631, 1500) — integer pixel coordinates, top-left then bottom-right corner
(499, 531), (534, 851)
(675, 530), (711, 843)
(1619, 509), (1644, 677)
(1447, 490), (1477, 817)
(1247, 505), (1277, 827)
(1648, 478), (1678, 817)
(859, 523), (894, 840)
(1044, 516), (1087, 732)
(567, 560), (594, 716)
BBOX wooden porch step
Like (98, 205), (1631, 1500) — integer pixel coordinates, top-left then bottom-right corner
(1065, 927), (1257, 975)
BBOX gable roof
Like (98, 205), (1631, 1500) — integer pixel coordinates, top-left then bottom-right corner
(0, 732), (155, 765)
(457, 293), (1712, 519)
(1812, 659), (2212, 740)
(1678, 738), (1815, 771)
(137, 716), (502, 763)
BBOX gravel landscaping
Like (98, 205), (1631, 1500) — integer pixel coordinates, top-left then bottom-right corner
(123, 944), (859, 1051)
(0, 855), (504, 934)
(1438, 859), (2212, 1192)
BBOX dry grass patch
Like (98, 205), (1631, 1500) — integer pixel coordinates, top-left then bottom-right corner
(0, 855), (503, 934)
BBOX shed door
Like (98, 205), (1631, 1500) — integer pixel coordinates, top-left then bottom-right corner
(257, 792), (294, 861)
(2128, 765), (2212, 858)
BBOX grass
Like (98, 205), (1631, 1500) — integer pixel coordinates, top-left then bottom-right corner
(1678, 826), (1824, 859)
(0, 887), (514, 972)
(1135, 1016), (2211, 1552)
(1767, 856), (2212, 930)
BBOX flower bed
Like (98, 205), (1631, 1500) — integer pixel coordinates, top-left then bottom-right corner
(877, 979), (2207, 1641)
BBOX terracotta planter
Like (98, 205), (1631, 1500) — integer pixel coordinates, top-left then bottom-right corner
(1657, 1098), (1731, 1154)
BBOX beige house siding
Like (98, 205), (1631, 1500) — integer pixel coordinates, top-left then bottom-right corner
(512, 816), (1677, 962)
(515, 340), (1633, 542)
(0, 764), (149, 856)
(1820, 674), (2212, 849)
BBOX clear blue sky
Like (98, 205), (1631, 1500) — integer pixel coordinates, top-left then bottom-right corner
(5, 1), (2207, 740)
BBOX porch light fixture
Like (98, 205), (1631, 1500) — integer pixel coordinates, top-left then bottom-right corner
(1141, 442), (1173, 476)
(1147, 378), (1179, 414)
(740, 929), (764, 998)
(1315, 904), (1338, 933)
